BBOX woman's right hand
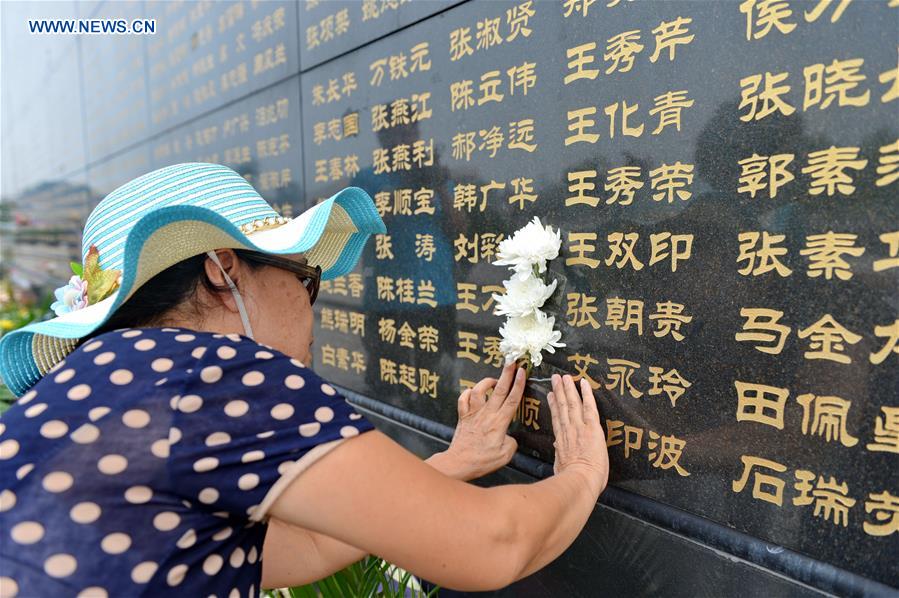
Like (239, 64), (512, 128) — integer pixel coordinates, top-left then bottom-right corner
(546, 374), (609, 493)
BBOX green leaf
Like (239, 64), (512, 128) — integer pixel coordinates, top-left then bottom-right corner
(287, 585), (319, 598)
(82, 245), (122, 304)
(69, 261), (83, 276)
(285, 555), (440, 598)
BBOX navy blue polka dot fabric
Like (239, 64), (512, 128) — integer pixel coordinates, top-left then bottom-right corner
(0, 327), (375, 597)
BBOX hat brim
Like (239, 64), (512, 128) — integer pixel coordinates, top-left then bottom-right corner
(0, 186), (385, 397)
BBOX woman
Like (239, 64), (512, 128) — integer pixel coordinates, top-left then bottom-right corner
(0, 163), (608, 596)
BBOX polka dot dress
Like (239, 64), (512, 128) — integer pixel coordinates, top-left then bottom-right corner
(0, 327), (374, 597)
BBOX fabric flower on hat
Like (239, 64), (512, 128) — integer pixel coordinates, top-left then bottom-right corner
(50, 275), (89, 316)
(50, 245), (122, 316)
(492, 216), (562, 281)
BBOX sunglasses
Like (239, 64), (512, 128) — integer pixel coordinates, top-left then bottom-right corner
(242, 252), (322, 305)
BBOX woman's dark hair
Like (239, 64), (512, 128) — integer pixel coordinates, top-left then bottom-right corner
(76, 249), (266, 348)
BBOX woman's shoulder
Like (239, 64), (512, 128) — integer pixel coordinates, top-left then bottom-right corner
(175, 329), (338, 399)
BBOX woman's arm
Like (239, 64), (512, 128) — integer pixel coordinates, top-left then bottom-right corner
(261, 450), (481, 589)
(262, 364), (528, 589)
(268, 416), (606, 591)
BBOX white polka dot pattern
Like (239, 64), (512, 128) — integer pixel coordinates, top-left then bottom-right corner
(0, 327), (374, 594)
(131, 561), (157, 584)
(70, 502), (101, 524)
(44, 553), (77, 578)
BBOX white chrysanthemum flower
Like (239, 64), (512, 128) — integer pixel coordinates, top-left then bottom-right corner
(499, 310), (566, 367)
(492, 216), (562, 281)
(492, 275), (557, 318)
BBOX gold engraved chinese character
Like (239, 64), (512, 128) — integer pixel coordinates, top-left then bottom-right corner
(605, 298), (643, 335)
(605, 358), (643, 398)
(650, 17), (694, 63)
(566, 232), (601, 268)
(736, 308), (791, 354)
(649, 232), (693, 272)
(648, 367), (691, 407)
(648, 432), (690, 476)
(606, 232), (644, 270)
(566, 293), (601, 329)
(875, 140), (899, 187)
(879, 50), (898, 103)
(804, 0), (853, 23)
(739, 71), (796, 121)
(566, 43), (599, 84)
(733, 455), (787, 506)
(566, 108), (600, 145)
(604, 30), (643, 74)
(797, 314), (861, 363)
(650, 162), (693, 202)
(562, 0), (596, 18)
(739, 0), (796, 40)
(738, 231), (792, 276)
(864, 491), (899, 536)
(605, 166), (644, 205)
(870, 320), (899, 364)
(737, 153), (795, 198)
(449, 27), (474, 61)
(800, 232), (864, 280)
(802, 146), (867, 196)
(803, 58), (870, 110)
(796, 393), (858, 447)
(567, 170), (599, 207)
(867, 407), (899, 453)
(649, 90), (693, 134)
(649, 302), (692, 340)
(516, 396), (541, 430)
(811, 476), (856, 526)
(735, 381), (788, 429)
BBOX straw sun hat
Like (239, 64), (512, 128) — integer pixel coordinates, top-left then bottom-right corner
(0, 162), (385, 397)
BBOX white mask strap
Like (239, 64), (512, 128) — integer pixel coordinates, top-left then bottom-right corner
(206, 250), (255, 340)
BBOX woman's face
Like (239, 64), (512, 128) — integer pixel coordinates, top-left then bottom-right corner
(244, 252), (316, 365)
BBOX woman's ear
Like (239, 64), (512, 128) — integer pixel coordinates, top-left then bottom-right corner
(204, 249), (242, 313)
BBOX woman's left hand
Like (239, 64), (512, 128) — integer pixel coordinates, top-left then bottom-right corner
(430, 363), (527, 481)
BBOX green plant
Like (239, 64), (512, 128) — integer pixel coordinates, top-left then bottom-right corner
(0, 278), (55, 413)
(0, 279), (54, 335)
(265, 556), (440, 598)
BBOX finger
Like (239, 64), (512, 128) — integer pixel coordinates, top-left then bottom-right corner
(552, 374), (570, 427)
(471, 376), (497, 399)
(563, 374), (584, 425)
(546, 390), (562, 440)
(499, 367), (527, 416)
(489, 363), (517, 409)
(469, 390), (487, 411)
(501, 435), (518, 460)
(457, 389), (472, 418)
(580, 378), (600, 425)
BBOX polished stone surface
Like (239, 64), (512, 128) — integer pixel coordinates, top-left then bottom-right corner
(298, 0), (462, 70)
(363, 406), (828, 597)
(302, 0), (899, 586)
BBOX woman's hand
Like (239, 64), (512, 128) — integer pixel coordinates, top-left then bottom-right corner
(547, 374), (609, 493)
(432, 363), (527, 481)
